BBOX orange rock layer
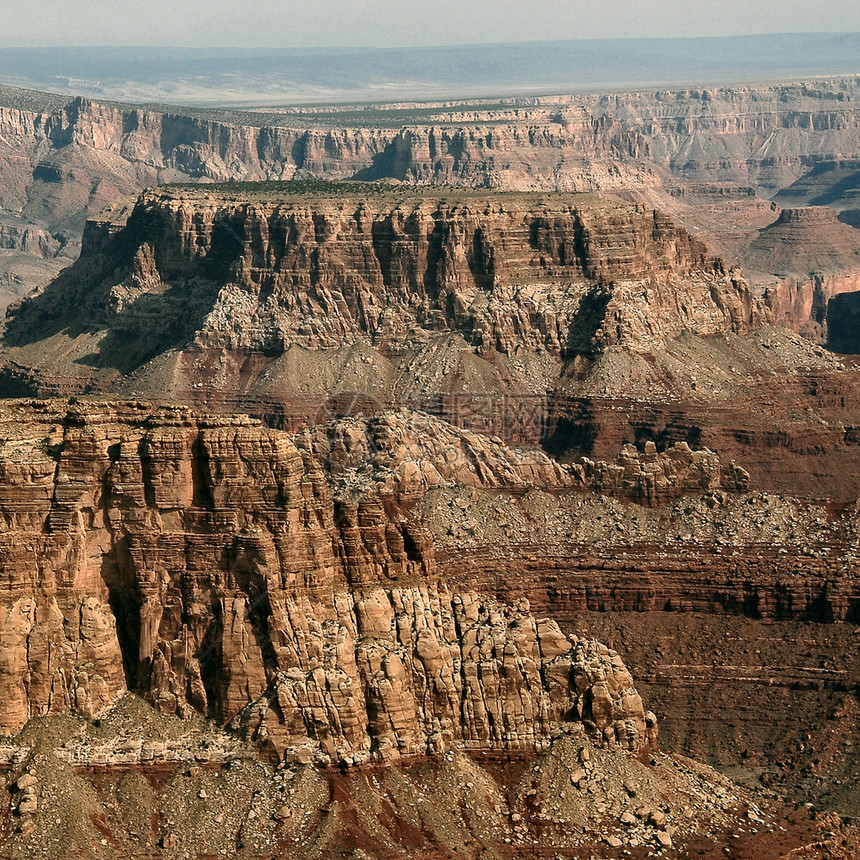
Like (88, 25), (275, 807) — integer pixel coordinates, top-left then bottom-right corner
(0, 401), (664, 762)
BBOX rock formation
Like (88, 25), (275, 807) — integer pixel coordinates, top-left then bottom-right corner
(3, 182), (859, 501)
(2, 78), (860, 303)
(0, 394), (857, 737)
(827, 290), (860, 352)
(746, 208), (860, 278)
(0, 184), (769, 399)
(3, 79), (859, 217)
(305, 410), (749, 504)
(231, 586), (655, 765)
(742, 207), (860, 339)
(0, 77), (858, 860)
(0, 395), (858, 821)
(0, 399), (659, 764)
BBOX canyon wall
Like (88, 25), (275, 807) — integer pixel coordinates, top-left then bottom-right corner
(0, 186), (769, 399)
(3, 80), (859, 342)
(2, 79), (860, 257)
(828, 290), (860, 352)
(6, 185), (860, 503)
(0, 398), (858, 808)
(0, 400), (661, 763)
(769, 271), (860, 339)
(0, 81), (859, 857)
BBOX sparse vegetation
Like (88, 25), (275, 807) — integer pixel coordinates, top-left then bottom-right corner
(154, 179), (604, 207)
(0, 84), (70, 113)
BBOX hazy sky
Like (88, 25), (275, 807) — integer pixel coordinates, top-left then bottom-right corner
(1, 0), (858, 48)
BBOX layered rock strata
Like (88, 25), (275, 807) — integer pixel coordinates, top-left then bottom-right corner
(0, 222), (61, 257)
(3, 78), (860, 321)
(0, 184), (769, 397)
(11, 185), (860, 508)
(1, 397), (859, 813)
(2, 79), (859, 237)
(0, 400), (655, 763)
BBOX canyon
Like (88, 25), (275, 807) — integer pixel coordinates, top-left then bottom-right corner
(0, 74), (857, 859)
(3, 77), (860, 323)
(3, 183), (859, 503)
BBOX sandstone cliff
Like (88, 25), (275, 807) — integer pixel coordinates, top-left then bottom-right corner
(2, 78), (859, 303)
(0, 397), (858, 812)
(231, 586), (655, 766)
(0, 184), (769, 400)
(0, 400), (659, 764)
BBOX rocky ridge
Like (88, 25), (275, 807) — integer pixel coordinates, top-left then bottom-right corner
(304, 410), (750, 504)
(0, 184), (770, 399)
(0, 399), (661, 767)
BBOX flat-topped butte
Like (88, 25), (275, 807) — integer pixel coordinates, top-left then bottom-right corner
(150, 180), (617, 208)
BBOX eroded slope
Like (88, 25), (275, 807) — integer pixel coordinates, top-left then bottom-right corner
(0, 399), (857, 858)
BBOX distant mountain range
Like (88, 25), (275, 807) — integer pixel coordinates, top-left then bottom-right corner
(0, 33), (858, 106)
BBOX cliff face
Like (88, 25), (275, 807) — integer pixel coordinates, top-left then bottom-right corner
(0, 402), (420, 731)
(0, 185), (770, 399)
(0, 400), (657, 763)
(3, 81), (858, 199)
(1, 398), (859, 814)
(231, 586), (655, 766)
(828, 290), (860, 352)
(769, 271), (860, 338)
(0, 223), (60, 257)
(125, 187), (764, 352)
(1, 79), (859, 274)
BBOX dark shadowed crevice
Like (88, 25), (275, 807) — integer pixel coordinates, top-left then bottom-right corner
(99, 455), (143, 691)
(191, 435), (215, 509)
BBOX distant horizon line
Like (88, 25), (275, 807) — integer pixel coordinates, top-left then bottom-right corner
(1, 31), (859, 53)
